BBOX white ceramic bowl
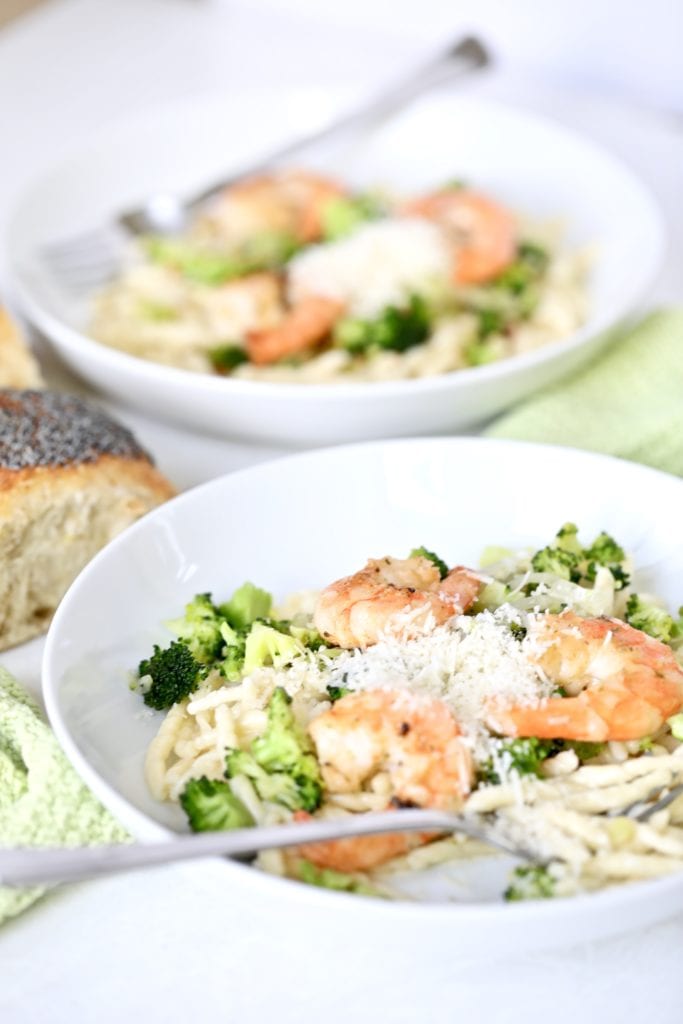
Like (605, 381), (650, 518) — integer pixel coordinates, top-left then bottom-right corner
(7, 90), (663, 446)
(43, 437), (683, 957)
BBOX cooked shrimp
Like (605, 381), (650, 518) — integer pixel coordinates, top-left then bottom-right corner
(202, 170), (346, 247)
(310, 690), (473, 805)
(293, 811), (430, 873)
(314, 555), (483, 649)
(487, 612), (683, 742)
(296, 690), (473, 871)
(204, 270), (284, 335)
(403, 188), (517, 285)
(245, 295), (343, 365)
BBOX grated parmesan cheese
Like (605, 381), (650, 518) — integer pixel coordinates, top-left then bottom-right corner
(268, 606), (554, 764)
(325, 609), (549, 722)
(287, 218), (451, 318)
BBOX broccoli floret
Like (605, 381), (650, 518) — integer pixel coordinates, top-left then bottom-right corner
(479, 736), (604, 784)
(625, 594), (677, 643)
(166, 592), (226, 664)
(531, 545), (580, 582)
(585, 561), (630, 589)
(495, 241), (549, 296)
(332, 318), (370, 354)
(373, 296), (431, 352)
(372, 295), (431, 352)
(298, 859), (383, 897)
(219, 582), (272, 630)
(504, 864), (555, 901)
(217, 621), (248, 682)
(209, 344), (249, 373)
(218, 617), (307, 683)
(145, 238), (243, 285)
(477, 308), (504, 339)
(495, 262), (536, 296)
(225, 749), (303, 810)
(518, 241), (550, 270)
(321, 194), (383, 241)
(568, 740), (605, 761)
(326, 685), (351, 702)
(532, 524), (629, 590)
(225, 689), (322, 811)
(410, 546), (449, 580)
(464, 335), (506, 366)
(480, 737), (554, 784)
(289, 624), (328, 651)
(584, 531), (630, 589)
(249, 688), (323, 811)
(146, 232), (297, 285)
(334, 295), (431, 355)
(554, 522), (582, 556)
(179, 777), (254, 831)
(138, 641), (201, 710)
(242, 622), (304, 675)
(585, 532), (625, 565)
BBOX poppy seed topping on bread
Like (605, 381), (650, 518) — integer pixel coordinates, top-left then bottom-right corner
(0, 390), (150, 469)
(0, 389), (175, 650)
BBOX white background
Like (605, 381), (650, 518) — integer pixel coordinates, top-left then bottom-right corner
(0, 2), (683, 1022)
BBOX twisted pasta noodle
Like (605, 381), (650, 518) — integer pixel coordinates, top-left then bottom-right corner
(140, 581), (683, 896)
(145, 701), (188, 800)
(168, 749), (226, 801)
(561, 768), (678, 815)
(570, 752), (683, 786)
(582, 852), (683, 880)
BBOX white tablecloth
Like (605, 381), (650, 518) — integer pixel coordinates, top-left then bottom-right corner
(1, 3), (682, 1021)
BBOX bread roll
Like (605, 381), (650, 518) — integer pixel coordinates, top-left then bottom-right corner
(0, 390), (175, 650)
(0, 308), (44, 388)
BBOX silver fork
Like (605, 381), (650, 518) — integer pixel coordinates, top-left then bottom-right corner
(39, 36), (490, 293)
(3, 783), (683, 888)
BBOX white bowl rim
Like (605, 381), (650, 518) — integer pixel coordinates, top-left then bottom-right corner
(42, 435), (683, 923)
(8, 88), (665, 404)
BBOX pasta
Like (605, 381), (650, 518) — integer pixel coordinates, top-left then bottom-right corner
(89, 170), (590, 385)
(138, 526), (683, 901)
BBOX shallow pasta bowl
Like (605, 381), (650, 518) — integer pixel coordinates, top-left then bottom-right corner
(7, 89), (664, 445)
(42, 437), (683, 958)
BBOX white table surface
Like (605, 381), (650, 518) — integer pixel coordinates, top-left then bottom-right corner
(1, 2), (683, 1021)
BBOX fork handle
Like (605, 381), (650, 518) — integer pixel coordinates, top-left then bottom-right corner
(0, 806), (525, 888)
(189, 36), (490, 209)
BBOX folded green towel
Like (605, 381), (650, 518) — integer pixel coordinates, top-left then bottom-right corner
(0, 667), (128, 925)
(486, 309), (683, 476)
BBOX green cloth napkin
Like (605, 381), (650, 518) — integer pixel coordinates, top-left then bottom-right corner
(0, 667), (128, 925)
(486, 309), (683, 475)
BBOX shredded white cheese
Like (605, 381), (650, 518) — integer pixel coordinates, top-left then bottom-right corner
(323, 609), (549, 724)
(287, 218), (451, 318)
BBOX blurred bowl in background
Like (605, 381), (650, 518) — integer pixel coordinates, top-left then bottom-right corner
(5, 89), (664, 445)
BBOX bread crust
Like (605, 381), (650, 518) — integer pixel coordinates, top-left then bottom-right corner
(0, 389), (175, 650)
(0, 454), (175, 505)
